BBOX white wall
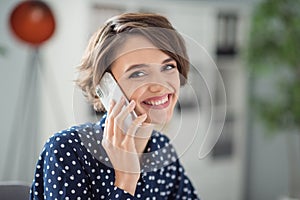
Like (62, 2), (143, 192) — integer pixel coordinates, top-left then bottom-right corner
(0, 0), (90, 183)
(0, 0), (29, 182)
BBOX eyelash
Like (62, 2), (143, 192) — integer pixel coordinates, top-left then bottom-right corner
(128, 64), (177, 79)
(162, 64), (176, 71)
(129, 71), (146, 78)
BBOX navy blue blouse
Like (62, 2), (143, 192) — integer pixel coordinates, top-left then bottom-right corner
(30, 115), (200, 199)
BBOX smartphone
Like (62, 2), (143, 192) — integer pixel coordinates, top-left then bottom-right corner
(95, 72), (137, 132)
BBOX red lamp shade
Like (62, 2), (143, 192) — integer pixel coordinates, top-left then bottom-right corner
(9, 0), (56, 46)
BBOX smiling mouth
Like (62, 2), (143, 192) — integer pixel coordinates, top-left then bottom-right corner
(144, 95), (168, 106)
(142, 94), (171, 108)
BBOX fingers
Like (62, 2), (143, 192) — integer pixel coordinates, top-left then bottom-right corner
(104, 100), (116, 141)
(114, 100), (136, 133)
(104, 97), (137, 143)
(102, 100), (151, 174)
(104, 97), (149, 148)
(124, 113), (147, 140)
(105, 97), (127, 139)
(110, 97), (126, 119)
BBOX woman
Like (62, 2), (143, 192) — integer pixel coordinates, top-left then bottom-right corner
(31, 13), (200, 199)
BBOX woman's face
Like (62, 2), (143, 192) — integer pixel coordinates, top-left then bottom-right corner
(110, 36), (180, 124)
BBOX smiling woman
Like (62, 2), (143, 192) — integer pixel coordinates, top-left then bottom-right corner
(110, 36), (180, 124)
(30, 13), (200, 199)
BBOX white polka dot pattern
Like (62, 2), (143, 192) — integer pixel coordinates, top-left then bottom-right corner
(30, 118), (200, 199)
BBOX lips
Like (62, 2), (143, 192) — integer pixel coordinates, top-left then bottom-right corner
(142, 94), (171, 109)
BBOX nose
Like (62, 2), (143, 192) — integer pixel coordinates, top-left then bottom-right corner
(146, 65), (175, 93)
(147, 72), (169, 93)
(148, 83), (165, 93)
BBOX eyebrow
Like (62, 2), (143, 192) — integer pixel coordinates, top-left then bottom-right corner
(125, 57), (176, 73)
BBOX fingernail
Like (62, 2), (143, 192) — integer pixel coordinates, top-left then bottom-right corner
(120, 96), (125, 103)
(129, 100), (136, 107)
(109, 99), (114, 106)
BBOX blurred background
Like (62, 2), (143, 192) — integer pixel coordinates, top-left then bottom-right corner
(0, 0), (299, 199)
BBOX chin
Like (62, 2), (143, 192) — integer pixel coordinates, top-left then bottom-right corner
(145, 109), (174, 125)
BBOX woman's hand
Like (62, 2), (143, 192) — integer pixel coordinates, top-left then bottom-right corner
(102, 97), (147, 195)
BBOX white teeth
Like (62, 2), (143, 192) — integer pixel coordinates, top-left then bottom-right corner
(145, 95), (168, 106)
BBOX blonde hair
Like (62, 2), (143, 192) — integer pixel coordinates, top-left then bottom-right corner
(76, 13), (189, 111)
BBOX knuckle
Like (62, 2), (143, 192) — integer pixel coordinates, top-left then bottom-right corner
(114, 115), (121, 123)
(133, 119), (142, 126)
(107, 116), (114, 124)
(101, 139), (108, 149)
(119, 142), (126, 149)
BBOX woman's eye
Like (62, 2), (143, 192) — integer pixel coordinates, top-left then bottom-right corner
(129, 71), (146, 78)
(162, 64), (176, 71)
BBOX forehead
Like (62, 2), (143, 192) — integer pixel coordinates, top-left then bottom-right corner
(114, 35), (158, 58)
(111, 36), (173, 71)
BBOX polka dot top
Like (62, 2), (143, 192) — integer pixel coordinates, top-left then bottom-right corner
(30, 115), (200, 199)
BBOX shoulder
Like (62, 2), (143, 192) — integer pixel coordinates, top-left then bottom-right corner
(146, 130), (173, 152)
(150, 130), (171, 145)
(151, 130), (170, 143)
(141, 130), (178, 172)
(42, 122), (103, 155)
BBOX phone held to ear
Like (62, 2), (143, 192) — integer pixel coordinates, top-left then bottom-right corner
(95, 72), (137, 131)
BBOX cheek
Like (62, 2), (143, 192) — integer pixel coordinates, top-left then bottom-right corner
(118, 81), (145, 116)
(128, 88), (146, 116)
(122, 83), (145, 107)
(171, 73), (181, 95)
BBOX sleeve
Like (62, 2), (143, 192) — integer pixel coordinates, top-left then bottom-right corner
(30, 134), (92, 200)
(169, 160), (200, 200)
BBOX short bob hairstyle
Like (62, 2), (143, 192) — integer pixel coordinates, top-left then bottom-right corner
(76, 13), (189, 112)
